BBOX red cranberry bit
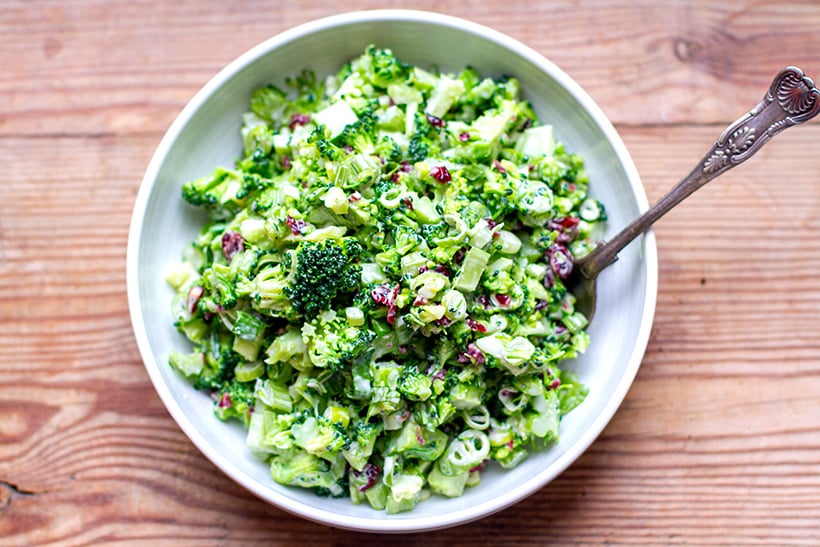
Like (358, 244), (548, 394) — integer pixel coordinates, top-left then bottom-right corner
(469, 462), (486, 473)
(221, 231), (245, 262)
(429, 165), (451, 184)
(186, 285), (204, 315)
(465, 318), (487, 333)
(289, 113), (311, 131)
(549, 378), (562, 390)
(348, 192), (361, 202)
(493, 294), (512, 307)
(453, 247), (467, 266)
(534, 299), (549, 312)
(506, 440), (515, 450)
(343, 145), (354, 154)
(281, 156), (292, 170)
(354, 463), (382, 492)
(371, 283), (397, 306)
(466, 343), (485, 364)
(400, 161), (413, 173)
(413, 295), (428, 306)
(285, 216), (307, 235)
(433, 264), (449, 276)
(492, 159), (506, 173)
(417, 265), (429, 274)
(484, 217), (499, 229)
(548, 217), (580, 244)
(547, 243), (574, 279)
(404, 197), (414, 210)
(217, 393), (233, 408)
(476, 294), (492, 309)
(415, 427), (426, 445)
(458, 131), (471, 142)
(371, 283), (400, 325)
(391, 171), (401, 183)
(426, 113), (446, 127)
(543, 267), (556, 289)
(436, 316), (452, 327)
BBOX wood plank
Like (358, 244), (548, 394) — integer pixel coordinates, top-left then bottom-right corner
(1, 1), (820, 137)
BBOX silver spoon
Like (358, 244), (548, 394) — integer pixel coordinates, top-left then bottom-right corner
(569, 66), (820, 319)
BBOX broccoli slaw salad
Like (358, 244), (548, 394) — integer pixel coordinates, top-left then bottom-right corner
(165, 46), (607, 514)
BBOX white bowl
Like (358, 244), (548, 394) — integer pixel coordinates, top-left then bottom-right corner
(127, 9), (657, 533)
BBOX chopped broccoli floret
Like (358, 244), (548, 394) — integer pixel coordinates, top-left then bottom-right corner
(285, 239), (362, 318)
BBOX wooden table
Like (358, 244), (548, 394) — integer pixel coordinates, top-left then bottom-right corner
(2, 1), (818, 544)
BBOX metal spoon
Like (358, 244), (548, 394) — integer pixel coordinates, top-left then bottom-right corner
(569, 66), (820, 319)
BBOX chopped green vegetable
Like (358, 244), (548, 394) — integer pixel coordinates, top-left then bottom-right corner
(168, 45), (606, 513)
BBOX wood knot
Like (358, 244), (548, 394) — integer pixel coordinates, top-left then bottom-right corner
(673, 37), (702, 63)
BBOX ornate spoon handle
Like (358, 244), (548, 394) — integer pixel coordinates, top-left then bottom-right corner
(578, 66), (820, 280)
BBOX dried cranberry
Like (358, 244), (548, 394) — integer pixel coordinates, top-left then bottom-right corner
(547, 243), (574, 279)
(353, 463), (382, 492)
(348, 192), (361, 202)
(186, 285), (204, 315)
(426, 113), (446, 127)
(343, 145), (354, 154)
(371, 283), (400, 325)
(281, 156), (292, 170)
(492, 159), (506, 173)
(469, 462), (486, 473)
(288, 113), (311, 131)
(434, 264), (449, 276)
(465, 318), (487, 333)
(371, 283), (397, 306)
(466, 343), (485, 364)
(415, 427), (427, 445)
(543, 267), (556, 289)
(285, 216), (307, 235)
(476, 294), (492, 309)
(404, 197), (414, 210)
(458, 131), (471, 142)
(217, 393), (232, 408)
(549, 378), (562, 390)
(493, 294), (512, 307)
(221, 231), (245, 262)
(484, 217), (499, 229)
(534, 299), (549, 312)
(429, 165), (451, 184)
(548, 217), (580, 244)
(401, 161), (413, 173)
(436, 316), (452, 327)
(453, 247), (467, 266)
(413, 295), (428, 306)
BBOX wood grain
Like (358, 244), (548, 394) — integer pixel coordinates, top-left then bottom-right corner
(1, 0), (819, 545)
